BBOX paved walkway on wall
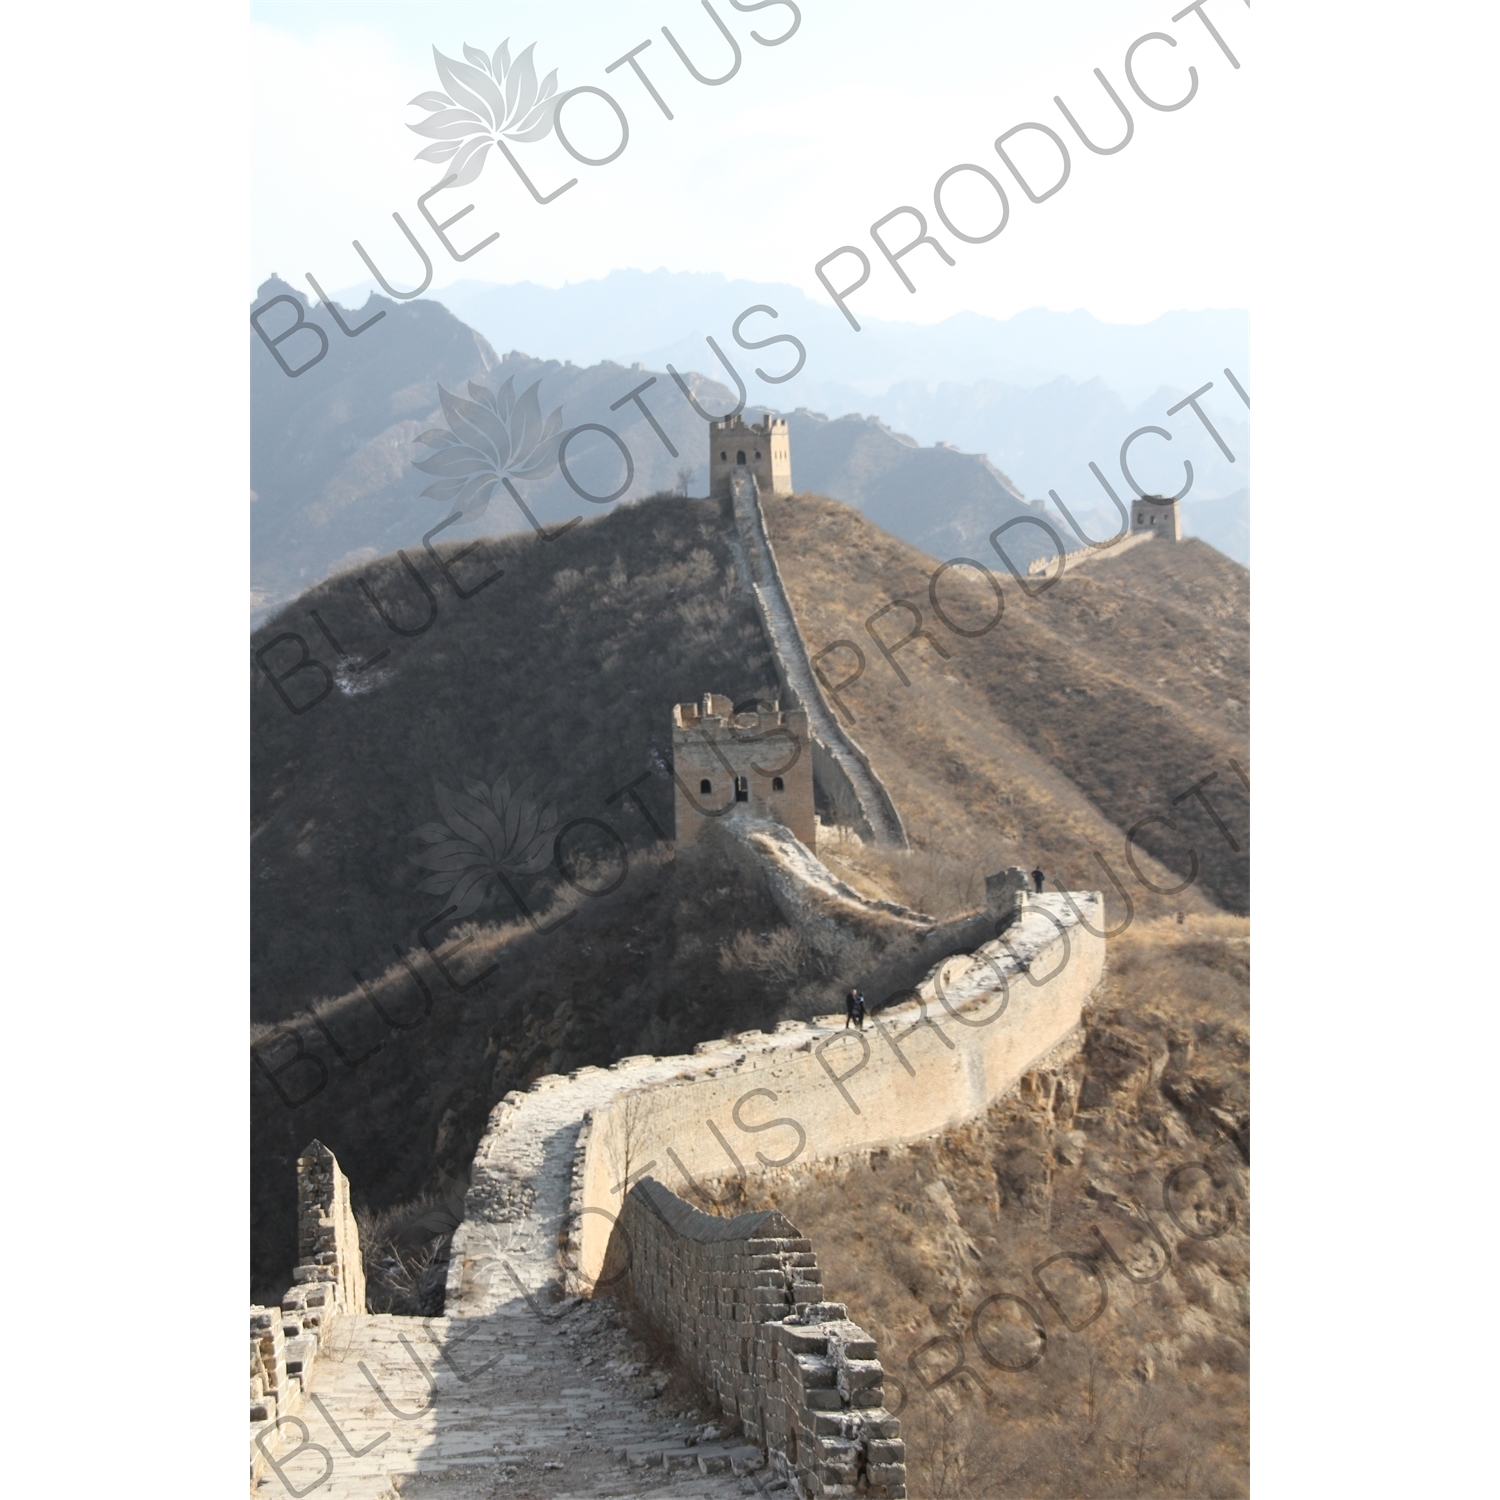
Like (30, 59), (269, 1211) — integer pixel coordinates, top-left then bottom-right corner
(451, 1057), (734, 1318)
(254, 1296), (749, 1499)
(259, 895), (1092, 1496)
(728, 473), (908, 848)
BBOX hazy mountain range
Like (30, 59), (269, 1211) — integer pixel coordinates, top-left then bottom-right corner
(423, 270), (1246, 408)
(425, 272), (1250, 544)
(251, 273), (1248, 618)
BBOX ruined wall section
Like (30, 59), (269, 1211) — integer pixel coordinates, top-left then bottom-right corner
(728, 471), (908, 849)
(250, 1141), (365, 1481)
(704, 816), (1036, 1009)
(617, 1178), (906, 1498)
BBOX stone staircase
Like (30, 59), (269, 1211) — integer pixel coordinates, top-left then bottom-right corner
(253, 1296), (749, 1498)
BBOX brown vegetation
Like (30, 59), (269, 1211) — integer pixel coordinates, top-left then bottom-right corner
(762, 493), (1249, 919)
(252, 840), (867, 1297)
(251, 483), (1251, 1424)
(357, 1191), (464, 1317)
(688, 914), (1249, 1497)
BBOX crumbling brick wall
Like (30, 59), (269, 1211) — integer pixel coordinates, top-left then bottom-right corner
(250, 1141), (365, 1477)
(616, 1177), (907, 1498)
(297, 1138), (366, 1316)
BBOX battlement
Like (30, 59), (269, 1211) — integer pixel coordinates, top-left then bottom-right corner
(672, 692), (815, 850)
(710, 412), (792, 499)
(672, 692), (800, 733)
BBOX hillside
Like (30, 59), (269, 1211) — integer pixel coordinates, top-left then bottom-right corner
(252, 284), (1111, 622)
(250, 489), (1246, 1310)
(252, 277), (503, 617)
(762, 493), (1249, 917)
(784, 408), (1039, 562)
(696, 912), (1250, 1497)
(251, 492), (787, 1291)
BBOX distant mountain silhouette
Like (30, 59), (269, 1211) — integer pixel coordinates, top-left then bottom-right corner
(252, 277), (503, 617)
(1181, 488), (1249, 565)
(317, 269), (1252, 562)
(784, 410), (1049, 562)
(251, 281), (1071, 620)
(417, 270), (1248, 410)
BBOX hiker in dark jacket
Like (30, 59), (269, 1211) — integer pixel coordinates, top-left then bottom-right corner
(845, 988), (867, 1030)
(1031, 867), (1045, 893)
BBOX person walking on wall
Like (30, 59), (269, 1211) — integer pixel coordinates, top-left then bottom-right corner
(1031, 867), (1045, 893)
(845, 988), (867, 1031)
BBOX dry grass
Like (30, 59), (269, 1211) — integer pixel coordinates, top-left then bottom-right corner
(686, 915), (1249, 1498)
(820, 840), (986, 919)
(763, 494), (1249, 920)
(251, 844), (864, 1291)
(253, 487), (1251, 1389)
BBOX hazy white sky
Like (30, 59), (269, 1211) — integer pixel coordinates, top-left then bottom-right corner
(253, 0), (1249, 325)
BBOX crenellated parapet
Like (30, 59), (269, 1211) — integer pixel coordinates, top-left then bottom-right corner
(616, 1178), (907, 1497)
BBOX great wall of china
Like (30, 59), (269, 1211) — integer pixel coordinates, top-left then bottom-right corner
(251, 460), (1113, 1498)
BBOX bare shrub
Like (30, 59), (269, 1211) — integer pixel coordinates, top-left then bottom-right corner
(605, 1088), (654, 1202)
(718, 926), (811, 985)
(358, 1192), (463, 1316)
(683, 916), (1250, 1498)
(828, 781), (864, 848)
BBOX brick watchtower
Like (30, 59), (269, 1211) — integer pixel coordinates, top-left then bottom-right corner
(710, 414), (792, 500)
(1130, 493), (1183, 540)
(671, 693), (814, 851)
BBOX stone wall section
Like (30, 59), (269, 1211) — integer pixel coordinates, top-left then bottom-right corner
(249, 1140), (365, 1482)
(1026, 529), (1156, 576)
(297, 1138), (367, 1317)
(728, 471), (908, 849)
(570, 893), (1105, 1290)
(618, 1178), (906, 1498)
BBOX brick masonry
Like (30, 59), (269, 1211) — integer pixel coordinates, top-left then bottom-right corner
(615, 1177), (907, 1499)
(250, 1140), (365, 1483)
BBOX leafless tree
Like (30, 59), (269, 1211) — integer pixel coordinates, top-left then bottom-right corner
(607, 1088), (654, 1202)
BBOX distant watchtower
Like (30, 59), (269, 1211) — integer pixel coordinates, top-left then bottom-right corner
(710, 414), (792, 500)
(1130, 494), (1182, 541)
(671, 693), (814, 851)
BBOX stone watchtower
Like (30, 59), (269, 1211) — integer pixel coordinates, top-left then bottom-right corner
(1130, 493), (1183, 541)
(710, 414), (792, 500)
(672, 693), (815, 851)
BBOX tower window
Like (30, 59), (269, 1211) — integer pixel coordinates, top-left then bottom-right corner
(734, 775), (749, 802)
(737, 450), (746, 465)
(772, 776), (784, 792)
(755, 451), (761, 459)
(720, 451), (726, 461)
(700, 778), (712, 795)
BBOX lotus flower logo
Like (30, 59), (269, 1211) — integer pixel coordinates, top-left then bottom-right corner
(408, 41), (560, 188)
(414, 378), (565, 525)
(411, 773), (559, 921)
